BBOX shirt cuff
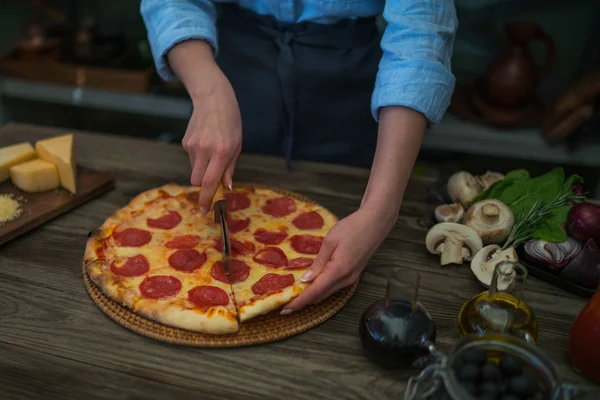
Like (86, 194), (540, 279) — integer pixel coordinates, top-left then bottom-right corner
(371, 56), (456, 126)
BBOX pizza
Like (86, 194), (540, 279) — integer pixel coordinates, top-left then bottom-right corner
(84, 183), (337, 335)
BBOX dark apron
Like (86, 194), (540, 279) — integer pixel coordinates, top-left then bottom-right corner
(215, 4), (382, 170)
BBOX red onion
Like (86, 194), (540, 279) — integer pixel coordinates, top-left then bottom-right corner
(567, 202), (600, 244)
(559, 238), (600, 289)
(523, 237), (582, 271)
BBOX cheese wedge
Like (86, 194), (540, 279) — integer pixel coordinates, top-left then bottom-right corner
(35, 134), (76, 194)
(10, 158), (60, 193)
(0, 142), (37, 182)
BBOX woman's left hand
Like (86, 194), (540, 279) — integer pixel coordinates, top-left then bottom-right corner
(282, 206), (394, 314)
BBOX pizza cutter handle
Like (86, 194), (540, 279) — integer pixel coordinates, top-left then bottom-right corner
(212, 182), (228, 224)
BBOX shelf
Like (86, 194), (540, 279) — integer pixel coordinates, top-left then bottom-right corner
(424, 114), (600, 168)
(2, 77), (600, 169)
(0, 77), (192, 119)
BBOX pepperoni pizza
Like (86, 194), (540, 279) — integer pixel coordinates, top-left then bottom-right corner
(84, 183), (336, 335)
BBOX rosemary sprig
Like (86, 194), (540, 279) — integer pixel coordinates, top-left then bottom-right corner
(502, 189), (586, 250)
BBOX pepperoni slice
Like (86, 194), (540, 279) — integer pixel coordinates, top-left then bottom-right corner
(147, 210), (182, 230)
(214, 238), (256, 257)
(262, 197), (297, 218)
(226, 192), (251, 212)
(188, 286), (230, 310)
(168, 249), (207, 272)
(252, 273), (295, 295)
(286, 257), (313, 270)
(253, 228), (288, 245)
(110, 254), (150, 277)
(165, 235), (201, 249)
(210, 260), (251, 284)
(292, 211), (324, 230)
(290, 235), (323, 254)
(253, 247), (288, 268)
(139, 276), (182, 299)
(113, 228), (152, 247)
(227, 216), (251, 233)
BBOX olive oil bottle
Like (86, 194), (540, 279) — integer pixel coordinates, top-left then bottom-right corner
(458, 261), (538, 344)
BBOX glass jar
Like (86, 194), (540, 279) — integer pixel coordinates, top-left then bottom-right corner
(404, 332), (599, 400)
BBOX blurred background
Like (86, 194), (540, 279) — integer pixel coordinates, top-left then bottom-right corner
(0, 0), (599, 197)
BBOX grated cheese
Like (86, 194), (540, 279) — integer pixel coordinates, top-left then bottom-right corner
(0, 194), (22, 225)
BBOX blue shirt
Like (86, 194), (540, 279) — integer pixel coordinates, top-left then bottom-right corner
(140, 0), (458, 125)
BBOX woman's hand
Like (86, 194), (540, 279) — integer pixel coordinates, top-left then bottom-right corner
(282, 106), (426, 313)
(282, 205), (395, 313)
(169, 40), (242, 214)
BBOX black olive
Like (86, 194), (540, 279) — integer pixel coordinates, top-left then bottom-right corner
(480, 381), (501, 398)
(531, 392), (547, 400)
(507, 375), (537, 398)
(499, 395), (520, 400)
(499, 355), (523, 377)
(460, 363), (481, 382)
(463, 382), (479, 396)
(481, 361), (502, 382)
(463, 348), (488, 365)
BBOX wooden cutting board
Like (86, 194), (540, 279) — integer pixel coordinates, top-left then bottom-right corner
(0, 166), (114, 247)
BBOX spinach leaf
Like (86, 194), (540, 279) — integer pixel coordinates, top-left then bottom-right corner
(532, 220), (567, 242)
(504, 169), (530, 181)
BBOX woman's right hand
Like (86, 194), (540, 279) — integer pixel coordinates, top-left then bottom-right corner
(169, 40), (242, 214)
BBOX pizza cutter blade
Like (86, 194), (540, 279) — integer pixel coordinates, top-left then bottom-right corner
(213, 183), (232, 277)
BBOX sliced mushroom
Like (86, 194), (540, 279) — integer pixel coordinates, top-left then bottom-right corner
(447, 171), (483, 209)
(476, 171), (505, 189)
(434, 203), (465, 223)
(464, 199), (514, 245)
(426, 222), (483, 266)
(471, 245), (518, 289)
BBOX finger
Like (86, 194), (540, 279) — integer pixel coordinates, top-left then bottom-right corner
(198, 157), (229, 214)
(190, 152), (209, 187)
(282, 266), (339, 313)
(222, 147), (240, 191)
(311, 274), (358, 306)
(301, 234), (338, 283)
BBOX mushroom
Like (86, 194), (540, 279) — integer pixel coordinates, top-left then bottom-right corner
(464, 199), (514, 245)
(471, 245), (519, 289)
(447, 171), (483, 209)
(426, 222), (483, 266)
(477, 171), (505, 189)
(434, 203), (465, 223)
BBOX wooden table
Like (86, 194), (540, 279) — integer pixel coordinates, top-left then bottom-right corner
(0, 122), (597, 400)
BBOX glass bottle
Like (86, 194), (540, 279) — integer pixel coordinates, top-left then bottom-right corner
(457, 261), (538, 344)
(569, 285), (600, 383)
(359, 267), (437, 369)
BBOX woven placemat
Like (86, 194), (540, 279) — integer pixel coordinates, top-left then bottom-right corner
(83, 183), (358, 347)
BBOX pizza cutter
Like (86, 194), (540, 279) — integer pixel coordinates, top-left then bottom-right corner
(212, 183), (232, 277)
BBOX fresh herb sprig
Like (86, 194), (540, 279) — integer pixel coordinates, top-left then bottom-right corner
(502, 188), (586, 249)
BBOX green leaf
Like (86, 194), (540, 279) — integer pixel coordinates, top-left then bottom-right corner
(532, 220), (567, 242)
(562, 174), (583, 191)
(528, 167), (565, 204)
(504, 169), (530, 181)
(549, 204), (572, 226)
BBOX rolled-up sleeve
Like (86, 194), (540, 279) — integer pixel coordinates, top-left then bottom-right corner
(372, 0), (458, 125)
(140, 0), (218, 81)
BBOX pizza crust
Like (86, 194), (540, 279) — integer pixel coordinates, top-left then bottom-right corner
(238, 283), (306, 322)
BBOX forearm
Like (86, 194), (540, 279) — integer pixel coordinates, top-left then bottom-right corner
(167, 40), (218, 103)
(361, 106), (426, 227)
